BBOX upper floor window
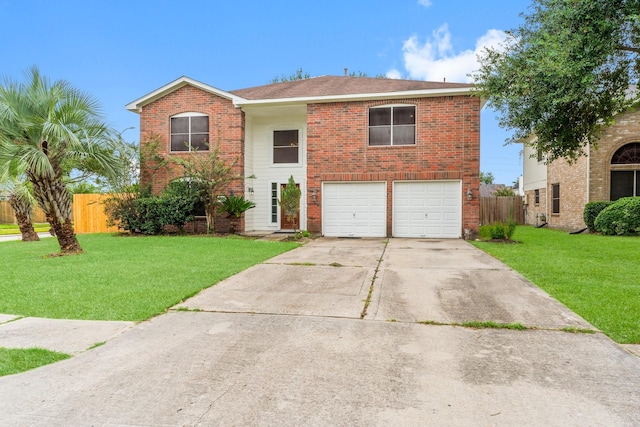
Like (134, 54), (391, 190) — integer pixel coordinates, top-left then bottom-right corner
(170, 113), (209, 152)
(273, 130), (299, 164)
(369, 105), (416, 146)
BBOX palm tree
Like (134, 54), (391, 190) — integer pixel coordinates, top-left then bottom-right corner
(0, 160), (39, 242)
(8, 180), (40, 242)
(0, 66), (121, 253)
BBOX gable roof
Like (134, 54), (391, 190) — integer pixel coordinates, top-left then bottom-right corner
(126, 75), (477, 113)
(125, 76), (242, 113)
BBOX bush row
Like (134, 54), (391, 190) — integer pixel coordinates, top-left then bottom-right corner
(105, 181), (201, 235)
(584, 197), (640, 236)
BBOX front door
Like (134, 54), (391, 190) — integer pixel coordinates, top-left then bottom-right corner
(280, 183), (300, 230)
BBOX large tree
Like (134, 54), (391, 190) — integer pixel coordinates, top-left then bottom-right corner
(0, 67), (122, 253)
(474, 0), (639, 162)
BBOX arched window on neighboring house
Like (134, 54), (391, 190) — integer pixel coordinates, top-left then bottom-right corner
(610, 142), (640, 200)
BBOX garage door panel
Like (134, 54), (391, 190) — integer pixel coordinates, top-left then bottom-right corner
(323, 183), (386, 237)
(394, 181), (461, 238)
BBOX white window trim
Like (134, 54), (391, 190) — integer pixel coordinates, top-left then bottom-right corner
(368, 104), (416, 147)
(170, 112), (209, 153)
(271, 127), (303, 167)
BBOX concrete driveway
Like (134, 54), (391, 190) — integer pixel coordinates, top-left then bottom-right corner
(1, 238), (639, 426)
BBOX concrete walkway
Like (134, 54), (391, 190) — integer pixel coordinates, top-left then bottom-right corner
(1, 238), (639, 426)
(0, 232), (54, 243)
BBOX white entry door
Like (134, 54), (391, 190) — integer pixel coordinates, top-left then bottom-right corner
(393, 181), (461, 238)
(322, 182), (386, 237)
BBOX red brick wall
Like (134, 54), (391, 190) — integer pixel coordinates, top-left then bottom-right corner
(306, 96), (481, 236)
(139, 85), (245, 196)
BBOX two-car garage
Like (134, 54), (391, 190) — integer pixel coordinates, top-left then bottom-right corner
(322, 181), (462, 238)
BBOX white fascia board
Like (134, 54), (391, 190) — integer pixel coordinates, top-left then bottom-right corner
(233, 87), (476, 108)
(125, 76), (244, 113)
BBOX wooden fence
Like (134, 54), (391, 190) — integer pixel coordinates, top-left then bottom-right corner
(479, 196), (525, 225)
(0, 201), (48, 223)
(72, 194), (120, 234)
(1, 194), (119, 234)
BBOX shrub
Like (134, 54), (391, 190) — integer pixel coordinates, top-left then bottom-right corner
(295, 230), (311, 239)
(105, 183), (201, 235)
(488, 220), (517, 240)
(220, 195), (256, 218)
(594, 197), (640, 236)
(493, 186), (516, 197)
(505, 220), (517, 239)
(489, 223), (506, 240)
(583, 201), (612, 232)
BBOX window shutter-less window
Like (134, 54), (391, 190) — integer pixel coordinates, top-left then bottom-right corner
(170, 114), (209, 152)
(369, 106), (415, 146)
(273, 130), (299, 164)
(552, 184), (560, 214)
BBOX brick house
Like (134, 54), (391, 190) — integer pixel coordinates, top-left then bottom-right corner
(126, 75), (481, 238)
(522, 108), (640, 230)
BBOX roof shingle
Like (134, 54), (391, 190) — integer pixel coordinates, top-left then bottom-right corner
(229, 75), (473, 100)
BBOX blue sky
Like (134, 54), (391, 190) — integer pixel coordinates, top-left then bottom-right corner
(0, 0), (528, 185)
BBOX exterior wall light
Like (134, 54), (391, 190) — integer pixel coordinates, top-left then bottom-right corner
(466, 188), (473, 200)
(312, 189), (317, 202)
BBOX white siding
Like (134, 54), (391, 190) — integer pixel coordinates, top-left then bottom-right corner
(523, 144), (547, 192)
(243, 107), (307, 232)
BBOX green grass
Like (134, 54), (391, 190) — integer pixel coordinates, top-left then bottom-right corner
(0, 223), (50, 235)
(0, 234), (299, 321)
(459, 321), (528, 330)
(0, 347), (70, 376)
(472, 226), (640, 344)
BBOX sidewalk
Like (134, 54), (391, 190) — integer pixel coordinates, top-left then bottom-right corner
(0, 232), (54, 242)
(0, 314), (134, 355)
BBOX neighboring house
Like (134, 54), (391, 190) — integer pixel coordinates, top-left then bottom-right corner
(480, 183), (518, 197)
(126, 75), (481, 238)
(522, 108), (640, 230)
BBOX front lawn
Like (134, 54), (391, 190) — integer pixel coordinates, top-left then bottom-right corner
(0, 234), (299, 321)
(0, 223), (50, 235)
(472, 226), (640, 344)
(0, 347), (70, 376)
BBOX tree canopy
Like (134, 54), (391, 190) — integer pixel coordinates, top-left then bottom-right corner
(474, 0), (639, 162)
(480, 171), (495, 184)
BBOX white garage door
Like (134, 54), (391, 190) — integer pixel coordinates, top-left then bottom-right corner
(393, 181), (461, 238)
(323, 182), (386, 237)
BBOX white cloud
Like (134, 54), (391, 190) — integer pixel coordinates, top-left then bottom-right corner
(389, 24), (508, 83)
(418, 0), (432, 8)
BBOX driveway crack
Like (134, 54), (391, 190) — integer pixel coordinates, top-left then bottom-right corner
(360, 239), (389, 319)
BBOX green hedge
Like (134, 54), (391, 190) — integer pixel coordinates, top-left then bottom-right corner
(583, 201), (612, 232)
(105, 181), (201, 235)
(594, 197), (640, 236)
